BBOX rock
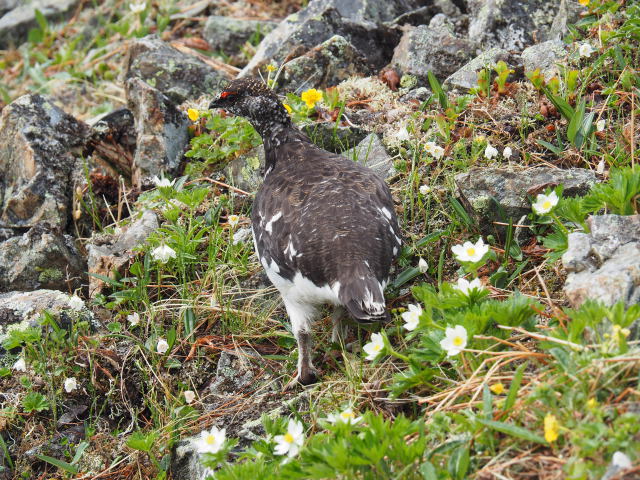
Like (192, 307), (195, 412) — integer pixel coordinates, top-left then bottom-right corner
(444, 47), (511, 91)
(126, 78), (191, 188)
(303, 122), (369, 153)
(0, 94), (88, 230)
(0, 224), (86, 292)
(123, 35), (229, 105)
(279, 35), (372, 91)
(563, 214), (640, 309)
(240, 0), (410, 77)
(170, 439), (210, 480)
(391, 15), (475, 85)
(203, 15), (277, 56)
(0, 289), (90, 344)
(601, 451), (634, 480)
(521, 40), (566, 80)
(399, 86), (431, 103)
(468, 0), (564, 51)
(547, 0), (584, 41)
(455, 167), (596, 236)
(87, 210), (159, 297)
(223, 145), (265, 194)
(342, 133), (394, 178)
(0, 0), (80, 48)
(84, 108), (136, 178)
(209, 349), (257, 396)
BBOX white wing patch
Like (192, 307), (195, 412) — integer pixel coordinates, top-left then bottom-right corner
(265, 211), (283, 234)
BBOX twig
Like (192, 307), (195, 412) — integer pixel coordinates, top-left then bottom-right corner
(497, 325), (586, 351)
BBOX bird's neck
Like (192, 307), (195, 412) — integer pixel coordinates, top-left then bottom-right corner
(255, 121), (308, 175)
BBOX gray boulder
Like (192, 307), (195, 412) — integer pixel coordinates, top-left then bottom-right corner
(391, 15), (475, 85)
(0, 94), (88, 230)
(563, 215), (640, 309)
(126, 77), (191, 188)
(0, 224), (85, 292)
(468, 0), (564, 51)
(521, 40), (567, 80)
(123, 35), (230, 105)
(455, 167), (596, 236)
(342, 133), (394, 178)
(87, 210), (159, 297)
(240, 0), (417, 77)
(0, 0), (80, 48)
(203, 15), (277, 56)
(223, 145), (265, 194)
(279, 35), (372, 91)
(444, 47), (511, 91)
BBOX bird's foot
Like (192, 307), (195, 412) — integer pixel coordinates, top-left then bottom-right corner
(283, 366), (318, 391)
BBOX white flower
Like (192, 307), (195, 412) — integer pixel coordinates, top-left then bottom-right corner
(184, 390), (196, 404)
(13, 357), (26, 372)
(227, 214), (240, 227)
(484, 143), (499, 159)
(392, 127), (410, 143)
(532, 191), (559, 215)
(454, 277), (485, 296)
(425, 142), (444, 159)
(156, 338), (169, 354)
(195, 426), (226, 454)
(440, 325), (468, 356)
(503, 146), (513, 159)
(130, 2), (146, 14)
(596, 119), (606, 132)
(64, 377), (78, 393)
(451, 237), (489, 263)
(127, 312), (140, 326)
(419, 184), (432, 195)
(612, 451), (632, 470)
(152, 175), (174, 188)
(401, 304), (423, 331)
(152, 244), (176, 263)
(579, 43), (595, 58)
(326, 408), (362, 425)
(274, 419), (304, 457)
(363, 332), (385, 361)
(68, 295), (84, 311)
(418, 257), (428, 273)
(232, 227), (251, 245)
(596, 158), (606, 175)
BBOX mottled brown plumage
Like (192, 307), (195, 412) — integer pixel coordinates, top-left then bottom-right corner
(210, 78), (401, 387)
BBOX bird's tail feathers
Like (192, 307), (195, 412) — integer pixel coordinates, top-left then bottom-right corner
(339, 275), (389, 323)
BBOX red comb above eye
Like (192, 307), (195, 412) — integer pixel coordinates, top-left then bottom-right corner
(220, 91), (236, 99)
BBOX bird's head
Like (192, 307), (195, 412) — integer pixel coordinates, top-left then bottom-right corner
(209, 77), (291, 137)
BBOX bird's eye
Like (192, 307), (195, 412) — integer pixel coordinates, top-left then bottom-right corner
(220, 91), (237, 99)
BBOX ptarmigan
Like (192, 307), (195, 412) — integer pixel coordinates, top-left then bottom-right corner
(210, 78), (401, 387)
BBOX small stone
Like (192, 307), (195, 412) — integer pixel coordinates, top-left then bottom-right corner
(521, 40), (567, 80)
(341, 133), (394, 178)
(444, 48), (511, 91)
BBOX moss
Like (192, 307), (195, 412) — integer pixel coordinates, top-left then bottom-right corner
(37, 268), (64, 284)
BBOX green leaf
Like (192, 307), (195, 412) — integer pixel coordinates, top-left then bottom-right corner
(183, 308), (196, 336)
(536, 139), (564, 154)
(126, 431), (157, 452)
(34, 9), (48, 32)
(448, 444), (470, 480)
(420, 461), (438, 480)
(389, 266), (422, 289)
(567, 99), (585, 143)
(22, 392), (50, 413)
(428, 71), (449, 110)
(543, 88), (574, 121)
(504, 362), (527, 413)
(34, 454), (78, 474)
(476, 417), (546, 444)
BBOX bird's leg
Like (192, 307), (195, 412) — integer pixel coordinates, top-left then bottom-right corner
(283, 300), (318, 390)
(331, 306), (348, 344)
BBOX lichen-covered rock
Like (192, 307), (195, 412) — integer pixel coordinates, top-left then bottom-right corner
(547, 0), (584, 42)
(563, 215), (640, 309)
(0, 94), (88, 230)
(126, 77), (191, 188)
(240, 0), (411, 77)
(391, 15), (474, 85)
(455, 167), (596, 236)
(303, 122), (369, 153)
(0, 0), (80, 48)
(0, 289), (91, 345)
(444, 47), (511, 91)
(123, 35), (229, 105)
(521, 40), (566, 80)
(468, 0), (564, 51)
(342, 133), (394, 178)
(279, 35), (372, 91)
(0, 224), (86, 292)
(203, 15), (277, 56)
(223, 145), (265, 194)
(87, 210), (159, 297)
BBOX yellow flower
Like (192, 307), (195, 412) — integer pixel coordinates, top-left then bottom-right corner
(578, 0), (589, 5)
(283, 103), (292, 114)
(301, 88), (322, 108)
(490, 383), (505, 395)
(586, 398), (598, 409)
(266, 64), (277, 72)
(187, 108), (199, 122)
(544, 414), (560, 443)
